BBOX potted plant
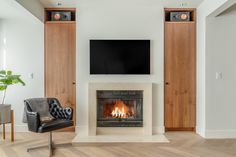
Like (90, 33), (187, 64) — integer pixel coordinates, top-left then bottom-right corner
(0, 70), (25, 123)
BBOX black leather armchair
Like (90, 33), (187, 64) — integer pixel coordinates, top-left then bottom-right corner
(24, 98), (74, 157)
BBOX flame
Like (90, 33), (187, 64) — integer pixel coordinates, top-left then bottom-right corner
(111, 100), (129, 118)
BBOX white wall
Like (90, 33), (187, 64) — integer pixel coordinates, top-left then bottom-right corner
(0, 1), (44, 132)
(2, 0), (235, 138)
(76, 3), (164, 134)
(205, 6), (236, 138)
(197, 0), (231, 138)
(0, 21), (3, 68)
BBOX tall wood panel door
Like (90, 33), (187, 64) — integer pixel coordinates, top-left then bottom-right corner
(164, 14), (196, 131)
(45, 23), (76, 131)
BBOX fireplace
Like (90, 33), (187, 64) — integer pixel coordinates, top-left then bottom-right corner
(97, 90), (143, 127)
(88, 83), (152, 136)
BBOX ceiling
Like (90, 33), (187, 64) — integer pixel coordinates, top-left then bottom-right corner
(39, 0), (204, 8)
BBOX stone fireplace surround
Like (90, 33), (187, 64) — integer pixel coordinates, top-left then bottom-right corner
(72, 82), (169, 144)
(88, 83), (152, 136)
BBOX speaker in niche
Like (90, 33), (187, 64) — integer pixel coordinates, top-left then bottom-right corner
(170, 12), (190, 21)
(51, 12), (71, 21)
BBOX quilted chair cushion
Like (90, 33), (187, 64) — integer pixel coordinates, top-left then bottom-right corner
(49, 102), (73, 120)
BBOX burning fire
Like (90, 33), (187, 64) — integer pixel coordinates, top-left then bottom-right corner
(111, 107), (125, 118)
(111, 100), (129, 118)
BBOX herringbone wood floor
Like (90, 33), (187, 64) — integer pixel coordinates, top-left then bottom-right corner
(0, 132), (236, 157)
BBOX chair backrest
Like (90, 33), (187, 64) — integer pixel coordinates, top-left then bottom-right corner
(24, 97), (73, 121)
(26, 98), (49, 118)
(23, 98), (60, 123)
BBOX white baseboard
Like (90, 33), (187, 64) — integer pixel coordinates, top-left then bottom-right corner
(0, 124), (28, 132)
(191, 127), (236, 139)
(2, 125), (235, 139)
(205, 130), (236, 139)
(196, 125), (206, 138)
(9, 125), (236, 139)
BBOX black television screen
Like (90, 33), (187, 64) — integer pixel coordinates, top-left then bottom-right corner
(90, 40), (150, 74)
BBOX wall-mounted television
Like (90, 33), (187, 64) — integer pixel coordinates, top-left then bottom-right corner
(90, 40), (150, 74)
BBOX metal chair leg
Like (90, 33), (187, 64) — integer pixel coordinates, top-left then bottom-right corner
(49, 131), (53, 157)
(27, 132), (53, 155)
(27, 145), (48, 152)
(27, 132), (72, 157)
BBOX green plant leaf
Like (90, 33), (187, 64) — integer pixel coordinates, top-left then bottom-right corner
(12, 79), (19, 84)
(0, 70), (6, 75)
(17, 78), (25, 86)
(7, 71), (12, 75)
(0, 85), (7, 91)
(0, 70), (25, 90)
(7, 75), (20, 79)
(0, 79), (9, 84)
(5, 79), (12, 85)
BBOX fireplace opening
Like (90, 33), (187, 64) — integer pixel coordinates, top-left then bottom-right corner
(97, 90), (143, 127)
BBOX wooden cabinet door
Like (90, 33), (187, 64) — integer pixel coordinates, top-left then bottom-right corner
(164, 23), (196, 130)
(45, 23), (76, 131)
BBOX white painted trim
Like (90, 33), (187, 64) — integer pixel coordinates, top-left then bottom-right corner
(196, 125), (206, 138)
(205, 130), (236, 139)
(212, 0), (236, 17)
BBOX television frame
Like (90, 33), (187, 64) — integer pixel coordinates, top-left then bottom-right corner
(89, 39), (151, 75)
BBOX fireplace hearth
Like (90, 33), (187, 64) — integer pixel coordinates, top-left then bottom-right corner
(97, 90), (143, 127)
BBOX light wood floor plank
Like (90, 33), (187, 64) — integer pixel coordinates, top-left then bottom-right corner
(1, 132), (236, 157)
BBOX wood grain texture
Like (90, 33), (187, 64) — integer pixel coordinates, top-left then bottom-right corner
(1, 132), (236, 157)
(45, 23), (76, 131)
(2, 124), (5, 140)
(1, 111), (14, 142)
(10, 110), (14, 142)
(164, 9), (196, 130)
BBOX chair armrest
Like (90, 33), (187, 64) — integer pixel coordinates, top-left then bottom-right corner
(26, 111), (41, 132)
(49, 103), (73, 120)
